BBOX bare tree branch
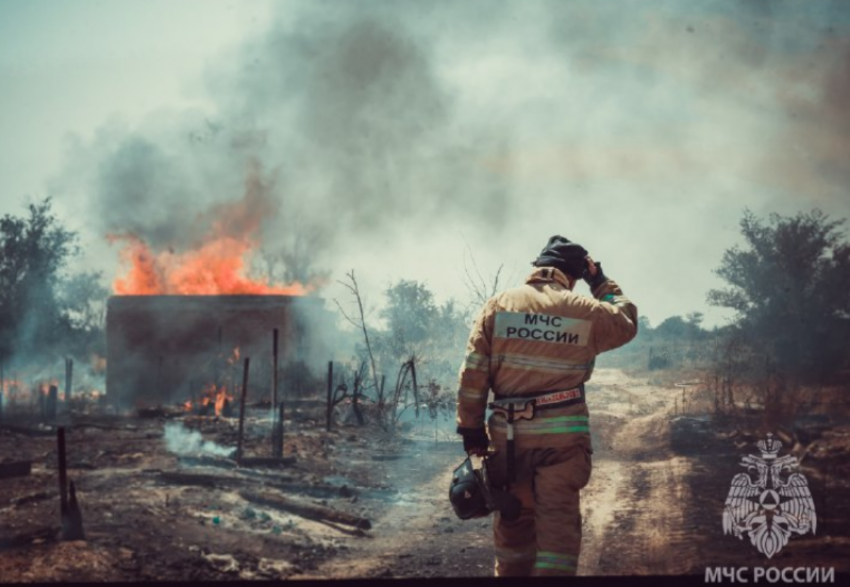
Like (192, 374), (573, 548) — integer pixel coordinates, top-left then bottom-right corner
(332, 298), (361, 329)
(461, 237), (506, 309)
(334, 271), (381, 415)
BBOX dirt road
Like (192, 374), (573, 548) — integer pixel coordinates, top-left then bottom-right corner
(299, 367), (696, 579)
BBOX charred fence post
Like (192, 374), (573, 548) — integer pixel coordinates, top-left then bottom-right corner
(190, 380), (197, 415)
(236, 357), (251, 463)
(47, 385), (58, 422)
(272, 328), (283, 458)
(67, 480), (85, 540)
(65, 357), (74, 405)
(215, 325), (223, 391)
(57, 427), (85, 540)
(278, 402), (284, 456)
(58, 428), (68, 516)
(326, 361), (334, 432)
(39, 383), (46, 421)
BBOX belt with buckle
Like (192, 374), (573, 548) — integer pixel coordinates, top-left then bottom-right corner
(487, 384), (585, 485)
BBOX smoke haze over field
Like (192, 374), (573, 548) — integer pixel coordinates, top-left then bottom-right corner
(2, 0), (850, 328)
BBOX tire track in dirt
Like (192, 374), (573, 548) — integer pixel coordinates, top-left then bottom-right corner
(579, 458), (625, 574)
(580, 371), (699, 575)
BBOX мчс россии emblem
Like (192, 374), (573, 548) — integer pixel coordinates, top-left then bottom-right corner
(722, 433), (816, 559)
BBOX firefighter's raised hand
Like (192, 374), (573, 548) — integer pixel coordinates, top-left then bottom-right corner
(583, 255), (607, 289)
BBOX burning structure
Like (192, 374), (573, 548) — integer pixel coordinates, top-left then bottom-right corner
(100, 168), (335, 409)
(106, 294), (330, 409)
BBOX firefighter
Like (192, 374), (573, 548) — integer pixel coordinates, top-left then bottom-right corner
(456, 235), (638, 577)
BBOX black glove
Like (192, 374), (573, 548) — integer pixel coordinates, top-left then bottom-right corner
(458, 427), (489, 454)
(583, 261), (607, 290)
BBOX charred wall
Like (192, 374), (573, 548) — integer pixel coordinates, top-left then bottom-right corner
(106, 295), (331, 407)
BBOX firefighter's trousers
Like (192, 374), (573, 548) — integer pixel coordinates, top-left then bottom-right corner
(487, 443), (592, 576)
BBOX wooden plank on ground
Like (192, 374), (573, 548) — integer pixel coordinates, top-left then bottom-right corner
(239, 488), (371, 530)
(178, 455), (238, 469)
(238, 456), (296, 468)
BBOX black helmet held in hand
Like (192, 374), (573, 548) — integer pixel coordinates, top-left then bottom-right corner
(450, 457), (522, 522)
(449, 457), (492, 520)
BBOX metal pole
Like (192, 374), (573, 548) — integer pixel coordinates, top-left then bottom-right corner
(236, 357), (251, 463)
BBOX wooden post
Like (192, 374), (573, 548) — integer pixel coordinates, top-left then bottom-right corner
(326, 361), (333, 432)
(215, 325), (223, 391)
(236, 357), (251, 463)
(38, 382), (45, 421)
(58, 427), (69, 518)
(272, 328), (281, 457)
(65, 358), (73, 404)
(47, 385), (58, 421)
(65, 479), (85, 540)
(277, 402), (284, 458)
(190, 380), (197, 415)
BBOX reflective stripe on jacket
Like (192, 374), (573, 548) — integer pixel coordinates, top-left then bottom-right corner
(456, 266), (638, 449)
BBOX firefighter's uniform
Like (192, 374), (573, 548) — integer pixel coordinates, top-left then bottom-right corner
(456, 266), (637, 576)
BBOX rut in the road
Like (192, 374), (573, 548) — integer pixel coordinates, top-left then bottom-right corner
(580, 378), (700, 575)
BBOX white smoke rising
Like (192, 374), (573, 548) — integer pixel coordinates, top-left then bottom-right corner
(163, 422), (233, 457)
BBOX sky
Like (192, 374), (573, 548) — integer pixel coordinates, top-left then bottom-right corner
(2, 0), (849, 330)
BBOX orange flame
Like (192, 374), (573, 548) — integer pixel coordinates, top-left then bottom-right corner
(0, 379), (79, 404)
(187, 383), (234, 417)
(214, 386), (232, 417)
(109, 166), (310, 296)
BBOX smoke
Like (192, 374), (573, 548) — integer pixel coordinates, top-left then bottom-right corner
(163, 422), (233, 457)
(46, 0), (850, 326)
(60, 0), (514, 290)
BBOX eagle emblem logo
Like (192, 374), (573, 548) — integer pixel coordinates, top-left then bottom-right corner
(722, 433), (816, 558)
